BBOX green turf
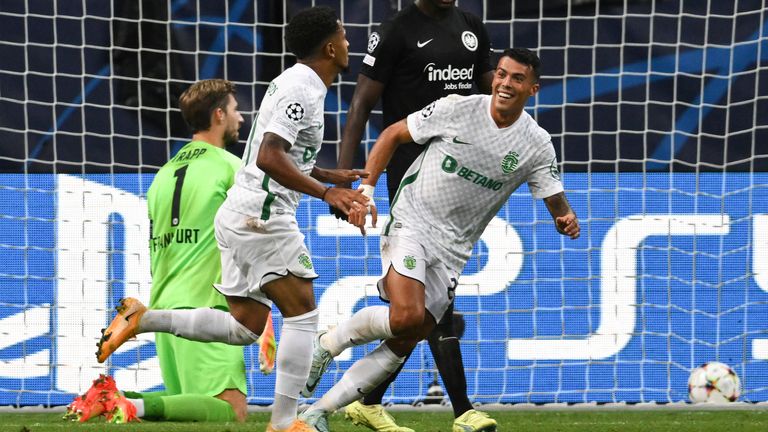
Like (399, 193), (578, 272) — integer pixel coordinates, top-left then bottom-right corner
(3, 409), (768, 432)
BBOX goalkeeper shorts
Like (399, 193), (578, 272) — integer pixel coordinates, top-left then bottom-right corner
(155, 331), (247, 397)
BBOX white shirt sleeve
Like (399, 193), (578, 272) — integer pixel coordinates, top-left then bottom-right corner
(527, 143), (565, 199)
(406, 95), (457, 145)
(263, 85), (314, 147)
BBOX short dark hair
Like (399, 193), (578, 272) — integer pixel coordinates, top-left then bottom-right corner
(178, 79), (236, 133)
(285, 6), (339, 60)
(500, 48), (541, 83)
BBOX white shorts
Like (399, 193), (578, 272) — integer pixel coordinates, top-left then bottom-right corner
(377, 235), (459, 322)
(213, 207), (319, 306)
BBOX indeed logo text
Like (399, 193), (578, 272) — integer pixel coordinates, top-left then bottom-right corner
(424, 63), (474, 90)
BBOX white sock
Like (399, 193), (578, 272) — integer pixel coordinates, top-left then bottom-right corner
(127, 398), (144, 418)
(314, 342), (404, 412)
(321, 306), (393, 356)
(272, 309), (318, 430)
(139, 308), (259, 345)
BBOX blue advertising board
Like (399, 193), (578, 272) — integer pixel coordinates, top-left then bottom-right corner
(1, 172), (766, 406)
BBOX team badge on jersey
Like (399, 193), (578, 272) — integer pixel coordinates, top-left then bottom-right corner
(461, 31), (478, 51)
(367, 32), (380, 53)
(501, 151), (520, 174)
(550, 157), (561, 180)
(298, 253), (313, 269)
(403, 255), (417, 270)
(302, 146), (317, 163)
(420, 101), (436, 119)
(285, 102), (305, 122)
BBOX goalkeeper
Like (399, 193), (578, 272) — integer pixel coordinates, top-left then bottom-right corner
(331, 0), (496, 431)
(65, 79), (276, 423)
(302, 48), (580, 431)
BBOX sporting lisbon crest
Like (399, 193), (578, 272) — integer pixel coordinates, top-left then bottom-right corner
(549, 157), (561, 180)
(501, 151), (519, 174)
(403, 255), (417, 270)
(298, 253), (313, 269)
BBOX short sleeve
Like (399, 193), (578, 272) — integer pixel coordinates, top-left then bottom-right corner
(263, 86), (314, 146)
(359, 19), (401, 85)
(526, 145), (565, 199)
(406, 95), (457, 145)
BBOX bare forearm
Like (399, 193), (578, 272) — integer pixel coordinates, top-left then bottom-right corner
(257, 140), (327, 199)
(362, 120), (411, 187)
(263, 158), (327, 199)
(544, 192), (574, 218)
(338, 105), (370, 169)
(338, 75), (384, 170)
(310, 166), (331, 183)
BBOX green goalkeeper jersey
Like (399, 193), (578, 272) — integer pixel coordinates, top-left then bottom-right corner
(147, 140), (241, 310)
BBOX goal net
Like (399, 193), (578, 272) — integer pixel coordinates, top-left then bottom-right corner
(0, 0), (766, 406)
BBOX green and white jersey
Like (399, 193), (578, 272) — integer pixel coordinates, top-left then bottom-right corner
(224, 63), (326, 219)
(385, 94), (563, 271)
(147, 141), (241, 310)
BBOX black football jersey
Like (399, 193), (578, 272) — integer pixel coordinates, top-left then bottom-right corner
(360, 4), (493, 198)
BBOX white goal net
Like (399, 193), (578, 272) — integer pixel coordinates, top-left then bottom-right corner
(0, 0), (766, 406)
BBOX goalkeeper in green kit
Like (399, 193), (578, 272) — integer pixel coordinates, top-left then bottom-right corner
(64, 79), (276, 423)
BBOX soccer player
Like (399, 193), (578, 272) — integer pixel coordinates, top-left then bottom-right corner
(64, 79), (277, 424)
(300, 48), (580, 432)
(94, 7), (369, 432)
(330, 0), (496, 430)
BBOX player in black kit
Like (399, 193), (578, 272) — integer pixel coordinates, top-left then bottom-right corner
(334, 1), (497, 431)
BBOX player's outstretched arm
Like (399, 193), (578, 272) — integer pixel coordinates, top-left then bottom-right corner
(257, 132), (369, 215)
(346, 119), (412, 234)
(361, 119), (413, 188)
(328, 75), (385, 221)
(310, 167), (369, 185)
(543, 192), (580, 239)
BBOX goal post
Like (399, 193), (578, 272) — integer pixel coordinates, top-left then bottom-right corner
(0, 0), (766, 406)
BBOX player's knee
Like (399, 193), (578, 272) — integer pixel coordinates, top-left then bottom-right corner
(282, 308), (318, 332)
(389, 308), (425, 339)
(228, 315), (260, 345)
(386, 337), (420, 357)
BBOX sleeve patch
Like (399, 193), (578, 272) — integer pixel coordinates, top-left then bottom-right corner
(367, 32), (380, 53)
(363, 54), (376, 67)
(285, 102), (305, 122)
(420, 101), (436, 119)
(549, 157), (561, 180)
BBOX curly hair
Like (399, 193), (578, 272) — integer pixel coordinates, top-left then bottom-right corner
(285, 6), (340, 60)
(500, 48), (542, 83)
(178, 79), (236, 133)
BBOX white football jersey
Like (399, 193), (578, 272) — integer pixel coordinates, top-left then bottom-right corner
(224, 63), (326, 219)
(384, 94), (563, 271)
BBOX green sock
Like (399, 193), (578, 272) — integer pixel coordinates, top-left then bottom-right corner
(142, 394), (235, 422)
(141, 393), (166, 419)
(125, 390), (167, 399)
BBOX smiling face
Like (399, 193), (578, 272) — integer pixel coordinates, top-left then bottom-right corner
(490, 55), (540, 125)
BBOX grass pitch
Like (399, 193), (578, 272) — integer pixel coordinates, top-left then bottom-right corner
(3, 409), (768, 431)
